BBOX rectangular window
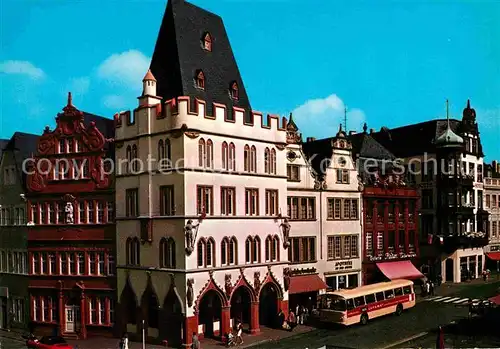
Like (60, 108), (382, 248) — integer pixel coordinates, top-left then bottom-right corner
(90, 298), (98, 324)
(336, 169), (349, 184)
(334, 236), (341, 259)
(289, 237), (316, 263)
(160, 186), (175, 216)
(77, 252), (84, 275)
(60, 253), (68, 275)
(78, 202), (86, 224)
(109, 299), (115, 324)
(221, 187), (236, 216)
(41, 253), (47, 274)
(327, 236), (334, 260)
(377, 232), (384, 252)
(99, 297), (106, 324)
(125, 189), (139, 217)
(288, 196), (315, 220)
(33, 252), (40, 274)
(351, 236), (358, 258)
(107, 202), (114, 223)
(265, 189), (278, 216)
(197, 186), (213, 215)
(343, 236), (351, 258)
(287, 164), (300, 182)
(245, 188), (259, 216)
(89, 253), (96, 275)
(98, 252), (105, 275)
(87, 201), (95, 223)
(69, 253), (76, 275)
(366, 232), (373, 256)
(334, 199), (341, 219)
(108, 254), (115, 275)
(350, 199), (358, 219)
(97, 202), (104, 223)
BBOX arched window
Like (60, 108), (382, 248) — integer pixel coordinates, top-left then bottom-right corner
(229, 143), (236, 171)
(244, 145), (250, 172)
(221, 238), (229, 266)
(245, 237), (252, 263)
(131, 145), (138, 172)
(196, 70), (205, 90)
(250, 146), (257, 172)
(253, 236), (261, 263)
(160, 237), (176, 268)
(206, 238), (215, 267)
(126, 237), (140, 265)
(197, 239), (206, 268)
(126, 146), (132, 173)
(264, 148), (270, 174)
(222, 142), (229, 170)
(229, 237), (237, 265)
(198, 139), (206, 167)
(272, 235), (279, 262)
(270, 148), (276, 174)
(230, 82), (239, 100)
(265, 236), (272, 262)
(202, 32), (212, 51)
(206, 139), (213, 168)
(158, 140), (164, 160)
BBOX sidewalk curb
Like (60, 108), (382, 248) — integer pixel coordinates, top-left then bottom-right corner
(242, 328), (316, 348)
(377, 331), (429, 349)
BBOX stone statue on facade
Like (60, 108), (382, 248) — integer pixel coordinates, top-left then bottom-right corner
(280, 218), (291, 248)
(185, 219), (200, 255)
(65, 202), (74, 224)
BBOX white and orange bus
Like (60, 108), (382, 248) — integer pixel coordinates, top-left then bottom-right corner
(315, 279), (416, 326)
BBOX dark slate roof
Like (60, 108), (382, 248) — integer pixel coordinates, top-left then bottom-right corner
(150, 0), (252, 115)
(348, 133), (396, 160)
(368, 119), (463, 158)
(2, 132), (39, 188)
(301, 138), (333, 177)
(83, 112), (114, 140)
(485, 163), (500, 179)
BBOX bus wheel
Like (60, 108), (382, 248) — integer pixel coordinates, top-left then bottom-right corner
(360, 313), (368, 325)
(395, 304), (403, 316)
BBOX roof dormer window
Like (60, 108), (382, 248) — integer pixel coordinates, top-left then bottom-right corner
(195, 70), (205, 90)
(202, 32), (212, 51)
(230, 81), (239, 100)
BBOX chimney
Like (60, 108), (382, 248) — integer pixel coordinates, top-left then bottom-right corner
(370, 128), (375, 134)
(493, 160), (497, 171)
(306, 137), (316, 142)
(349, 131), (356, 135)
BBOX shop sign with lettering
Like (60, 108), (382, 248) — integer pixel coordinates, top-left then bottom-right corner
(334, 260), (353, 271)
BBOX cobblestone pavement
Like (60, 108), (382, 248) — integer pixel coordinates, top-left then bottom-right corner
(0, 336), (25, 349)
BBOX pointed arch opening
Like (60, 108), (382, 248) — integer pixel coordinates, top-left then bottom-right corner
(141, 282), (160, 330)
(119, 278), (138, 327)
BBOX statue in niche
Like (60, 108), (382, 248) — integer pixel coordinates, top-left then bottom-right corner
(184, 219), (200, 255)
(253, 272), (261, 293)
(224, 274), (233, 298)
(65, 202), (74, 224)
(186, 279), (194, 307)
(280, 218), (291, 248)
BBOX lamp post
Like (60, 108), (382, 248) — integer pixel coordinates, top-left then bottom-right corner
(142, 319), (146, 349)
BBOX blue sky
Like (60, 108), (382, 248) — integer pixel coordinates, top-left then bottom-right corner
(1, 0), (499, 160)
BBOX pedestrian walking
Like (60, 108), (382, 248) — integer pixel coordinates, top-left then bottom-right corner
(436, 326), (445, 349)
(467, 298), (473, 320)
(236, 321), (243, 344)
(425, 281), (430, 297)
(288, 310), (296, 330)
(119, 333), (129, 349)
(429, 281), (435, 296)
(192, 332), (201, 349)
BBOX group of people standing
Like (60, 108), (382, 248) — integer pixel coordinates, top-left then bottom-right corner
(275, 304), (309, 330)
(421, 279), (435, 297)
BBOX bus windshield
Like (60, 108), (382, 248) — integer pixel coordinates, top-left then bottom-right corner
(319, 294), (347, 311)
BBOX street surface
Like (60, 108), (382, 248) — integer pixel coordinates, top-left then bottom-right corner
(254, 299), (469, 349)
(0, 336), (24, 349)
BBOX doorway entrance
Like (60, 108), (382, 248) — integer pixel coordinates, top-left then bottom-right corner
(259, 283), (278, 327)
(198, 290), (222, 338)
(65, 305), (79, 333)
(230, 287), (252, 328)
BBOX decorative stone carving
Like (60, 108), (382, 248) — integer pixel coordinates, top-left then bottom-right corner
(283, 268), (291, 291)
(65, 202), (74, 224)
(224, 274), (233, 298)
(275, 143), (286, 151)
(253, 272), (261, 293)
(187, 279), (194, 307)
(313, 178), (327, 191)
(184, 131), (200, 139)
(184, 219), (200, 255)
(280, 218), (291, 249)
(357, 175), (365, 192)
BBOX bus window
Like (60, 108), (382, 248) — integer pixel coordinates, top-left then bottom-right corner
(354, 296), (366, 307)
(394, 287), (403, 296)
(375, 292), (385, 301)
(346, 299), (355, 310)
(365, 294), (376, 304)
(384, 289), (395, 299)
(330, 296), (347, 311)
(403, 286), (412, 295)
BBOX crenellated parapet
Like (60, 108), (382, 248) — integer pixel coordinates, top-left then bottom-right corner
(114, 96), (287, 144)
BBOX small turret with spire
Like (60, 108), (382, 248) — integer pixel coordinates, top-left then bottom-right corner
(435, 99), (463, 148)
(142, 69), (157, 97)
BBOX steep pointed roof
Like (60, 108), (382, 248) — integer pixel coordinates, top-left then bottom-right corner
(143, 69), (156, 82)
(150, 0), (251, 114)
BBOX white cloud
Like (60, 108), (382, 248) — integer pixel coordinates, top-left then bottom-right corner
(68, 77), (90, 95)
(476, 107), (500, 130)
(0, 60), (45, 80)
(97, 50), (150, 87)
(292, 94), (366, 138)
(102, 95), (127, 109)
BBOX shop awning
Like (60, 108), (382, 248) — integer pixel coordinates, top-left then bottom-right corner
(485, 252), (500, 261)
(488, 295), (500, 305)
(376, 260), (424, 280)
(288, 274), (327, 295)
